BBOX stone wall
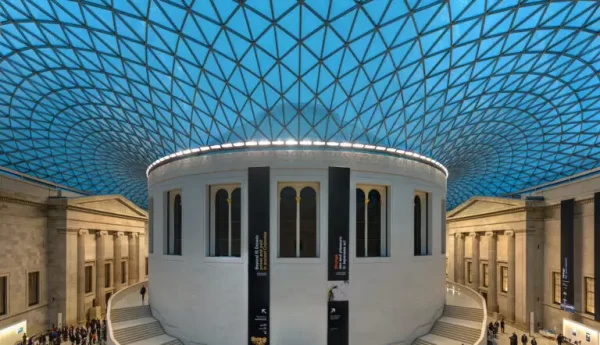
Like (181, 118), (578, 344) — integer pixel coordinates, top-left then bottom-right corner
(0, 190), (50, 335)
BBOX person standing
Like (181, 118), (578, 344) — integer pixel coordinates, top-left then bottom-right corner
(140, 285), (147, 305)
(532, 337), (537, 345)
(501, 319), (505, 333)
(522, 333), (528, 345)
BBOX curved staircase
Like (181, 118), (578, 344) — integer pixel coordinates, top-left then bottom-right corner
(413, 283), (487, 345)
(108, 282), (183, 345)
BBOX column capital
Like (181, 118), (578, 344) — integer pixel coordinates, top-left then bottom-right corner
(78, 229), (88, 236)
(485, 231), (496, 238)
(129, 232), (139, 238)
(454, 233), (464, 239)
(114, 231), (125, 237)
(96, 230), (108, 237)
(505, 230), (515, 237)
(469, 232), (479, 238)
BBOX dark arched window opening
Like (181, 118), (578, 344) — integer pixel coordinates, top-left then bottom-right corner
(174, 194), (182, 255)
(356, 189), (366, 257)
(367, 190), (382, 257)
(279, 187), (297, 257)
(414, 195), (421, 256)
(214, 189), (229, 256)
(299, 187), (317, 257)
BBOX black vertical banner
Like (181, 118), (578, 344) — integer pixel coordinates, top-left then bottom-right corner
(594, 192), (600, 321)
(248, 167), (270, 345)
(560, 198), (575, 313)
(328, 167), (350, 345)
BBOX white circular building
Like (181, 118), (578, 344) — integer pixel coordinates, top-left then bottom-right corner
(147, 143), (447, 345)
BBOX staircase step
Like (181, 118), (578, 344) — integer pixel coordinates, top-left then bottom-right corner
(413, 338), (437, 345)
(113, 320), (165, 345)
(111, 305), (153, 322)
(419, 334), (465, 345)
(430, 321), (481, 345)
(443, 305), (484, 322)
(127, 333), (182, 345)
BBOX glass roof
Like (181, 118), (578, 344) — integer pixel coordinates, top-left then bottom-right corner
(1, 0), (599, 209)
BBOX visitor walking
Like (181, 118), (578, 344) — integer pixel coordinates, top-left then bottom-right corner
(510, 332), (518, 345)
(522, 333), (529, 345)
(532, 337), (537, 345)
(501, 319), (505, 333)
(140, 285), (147, 305)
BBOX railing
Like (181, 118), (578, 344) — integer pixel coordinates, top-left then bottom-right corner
(106, 280), (147, 345)
(446, 280), (488, 345)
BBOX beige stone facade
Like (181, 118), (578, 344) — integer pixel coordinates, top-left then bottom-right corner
(0, 174), (147, 337)
(446, 174), (599, 332)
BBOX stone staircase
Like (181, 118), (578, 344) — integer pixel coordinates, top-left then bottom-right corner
(111, 305), (183, 345)
(412, 304), (484, 345)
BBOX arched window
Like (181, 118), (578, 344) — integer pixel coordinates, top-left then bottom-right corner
(279, 187), (297, 257)
(414, 195), (421, 256)
(279, 183), (319, 258)
(165, 189), (182, 256)
(356, 185), (387, 257)
(174, 194), (182, 255)
(209, 185), (242, 257)
(414, 191), (431, 256)
(299, 187), (317, 257)
(214, 189), (229, 256)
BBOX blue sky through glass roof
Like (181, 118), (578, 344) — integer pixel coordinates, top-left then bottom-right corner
(0, 0), (599, 208)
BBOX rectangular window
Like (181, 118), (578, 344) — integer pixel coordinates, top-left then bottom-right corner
(553, 272), (561, 304)
(501, 266), (508, 293)
(467, 261), (473, 283)
(165, 190), (182, 255)
(482, 263), (489, 287)
(28, 271), (39, 306)
(104, 263), (111, 288)
(441, 199), (446, 254)
(356, 185), (388, 257)
(585, 277), (595, 315)
(121, 261), (127, 284)
(145, 257), (149, 276)
(279, 183), (319, 258)
(85, 266), (93, 294)
(0, 276), (7, 316)
(209, 184), (242, 257)
(148, 197), (154, 254)
(413, 191), (431, 256)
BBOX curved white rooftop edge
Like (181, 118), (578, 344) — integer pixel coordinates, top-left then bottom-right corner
(146, 140), (449, 178)
(148, 149), (447, 345)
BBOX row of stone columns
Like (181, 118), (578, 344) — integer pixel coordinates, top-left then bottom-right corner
(77, 230), (142, 323)
(454, 230), (515, 321)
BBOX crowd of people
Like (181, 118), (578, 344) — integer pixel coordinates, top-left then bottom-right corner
(19, 319), (107, 345)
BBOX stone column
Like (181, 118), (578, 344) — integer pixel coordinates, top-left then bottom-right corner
(128, 233), (139, 285)
(470, 232), (480, 290)
(138, 233), (146, 280)
(454, 233), (465, 285)
(77, 229), (88, 323)
(113, 232), (124, 292)
(95, 230), (108, 312)
(506, 230), (516, 322)
(486, 231), (498, 313)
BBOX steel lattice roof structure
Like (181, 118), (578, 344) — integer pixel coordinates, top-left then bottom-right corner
(1, 0), (600, 209)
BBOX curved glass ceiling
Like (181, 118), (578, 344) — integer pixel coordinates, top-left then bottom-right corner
(1, 0), (599, 209)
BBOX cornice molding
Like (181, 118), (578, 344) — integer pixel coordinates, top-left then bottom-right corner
(0, 194), (47, 208)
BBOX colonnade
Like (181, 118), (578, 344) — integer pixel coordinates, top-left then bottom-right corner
(77, 229), (144, 323)
(454, 230), (516, 321)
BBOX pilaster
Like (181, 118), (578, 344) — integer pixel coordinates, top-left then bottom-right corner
(113, 232), (124, 292)
(454, 233), (465, 285)
(95, 230), (108, 312)
(128, 233), (139, 285)
(486, 231), (498, 313)
(469, 232), (480, 291)
(77, 229), (88, 323)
